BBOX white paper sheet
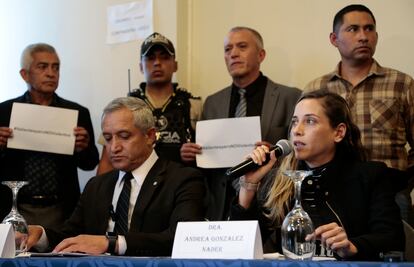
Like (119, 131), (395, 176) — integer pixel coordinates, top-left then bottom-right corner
(7, 103), (78, 155)
(107, 0), (153, 44)
(196, 117), (261, 168)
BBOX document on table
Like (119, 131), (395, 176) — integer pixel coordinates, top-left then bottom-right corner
(17, 252), (90, 257)
(7, 103), (78, 155)
(263, 253), (336, 261)
(196, 116), (261, 168)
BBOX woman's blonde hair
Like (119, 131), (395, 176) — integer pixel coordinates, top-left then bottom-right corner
(264, 153), (296, 224)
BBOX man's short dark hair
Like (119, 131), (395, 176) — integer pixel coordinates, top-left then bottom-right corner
(333, 4), (376, 33)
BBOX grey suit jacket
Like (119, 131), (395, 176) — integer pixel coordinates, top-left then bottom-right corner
(201, 78), (301, 220)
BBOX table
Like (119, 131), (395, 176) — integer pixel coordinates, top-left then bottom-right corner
(0, 257), (412, 267)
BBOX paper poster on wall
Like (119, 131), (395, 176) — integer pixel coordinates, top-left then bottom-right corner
(107, 0), (153, 44)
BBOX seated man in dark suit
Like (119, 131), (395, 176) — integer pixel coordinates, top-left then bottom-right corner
(27, 97), (206, 256)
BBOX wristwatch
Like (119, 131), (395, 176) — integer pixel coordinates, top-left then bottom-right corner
(105, 232), (118, 254)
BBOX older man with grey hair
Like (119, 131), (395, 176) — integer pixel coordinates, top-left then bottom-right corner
(181, 26), (301, 220)
(27, 97), (205, 256)
(0, 43), (99, 228)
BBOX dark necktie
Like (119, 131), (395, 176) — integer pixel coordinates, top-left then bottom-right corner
(235, 88), (247, 117)
(232, 88), (247, 191)
(114, 172), (134, 235)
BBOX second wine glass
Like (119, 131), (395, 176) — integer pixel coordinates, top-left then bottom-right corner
(1, 180), (29, 254)
(281, 170), (315, 260)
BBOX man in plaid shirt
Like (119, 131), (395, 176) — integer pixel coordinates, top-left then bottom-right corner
(305, 4), (414, 226)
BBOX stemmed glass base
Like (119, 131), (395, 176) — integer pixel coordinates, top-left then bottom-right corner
(1, 181), (29, 254)
(281, 170), (315, 260)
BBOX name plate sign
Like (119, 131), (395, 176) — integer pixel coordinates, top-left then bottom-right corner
(172, 220), (263, 259)
(0, 224), (15, 258)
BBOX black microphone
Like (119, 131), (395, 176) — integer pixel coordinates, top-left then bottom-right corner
(225, 139), (292, 178)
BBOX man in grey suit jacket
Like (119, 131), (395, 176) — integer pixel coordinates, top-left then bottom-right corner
(27, 97), (205, 256)
(181, 26), (301, 220)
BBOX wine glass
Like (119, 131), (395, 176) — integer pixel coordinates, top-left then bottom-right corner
(281, 170), (315, 260)
(1, 181), (29, 254)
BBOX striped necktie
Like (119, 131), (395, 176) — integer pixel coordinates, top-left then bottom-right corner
(235, 88), (247, 117)
(232, 88), (247, 191)
(114, 172), (134, 235)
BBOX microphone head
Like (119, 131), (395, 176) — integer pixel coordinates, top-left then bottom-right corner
(275, 139), (292, 156)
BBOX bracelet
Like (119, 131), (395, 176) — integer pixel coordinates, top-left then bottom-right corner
(239, 176), (260, 191)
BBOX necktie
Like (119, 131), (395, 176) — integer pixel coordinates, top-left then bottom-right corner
(114, 172), (134, 235)
(232, 88), (247, 191)
(235, 88), (247, 117)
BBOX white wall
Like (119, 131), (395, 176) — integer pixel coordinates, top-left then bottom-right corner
(0, 0), (178, 189)
(1, 0), (414, 190)
(181, 0), (414, 99)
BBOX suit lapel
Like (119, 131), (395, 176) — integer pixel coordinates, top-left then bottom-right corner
(130, 159), (166, 230)
(324, 163), (352, 228)
(261, 80), (280, 140)
(96, 170), (119, 233)
(217, 86), (232, 118)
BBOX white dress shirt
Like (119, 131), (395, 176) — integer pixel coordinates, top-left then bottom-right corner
(108, 150), (158, 254)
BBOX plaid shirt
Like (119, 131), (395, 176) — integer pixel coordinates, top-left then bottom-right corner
(305, 60), (414, 171)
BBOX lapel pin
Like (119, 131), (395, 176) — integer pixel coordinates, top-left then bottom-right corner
(153, 181), (158, 186)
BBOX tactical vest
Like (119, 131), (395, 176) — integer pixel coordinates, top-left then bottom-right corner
(128, 83), (196, 162)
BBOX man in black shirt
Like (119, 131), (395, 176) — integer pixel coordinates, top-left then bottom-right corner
(0, 43), (99, 228)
